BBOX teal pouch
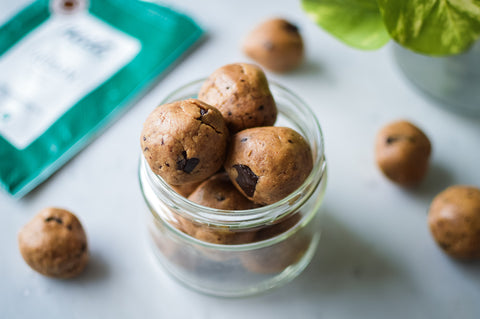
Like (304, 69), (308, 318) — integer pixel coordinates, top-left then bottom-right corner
(0, 0), (203, 197)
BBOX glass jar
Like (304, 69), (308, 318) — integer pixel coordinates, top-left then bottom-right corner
(393, 41), (480, 116)
(138, 80), (327, 297)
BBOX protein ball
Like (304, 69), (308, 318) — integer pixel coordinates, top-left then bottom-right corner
(170, 181), (203, 198)
(188, 173), (259, 210)
(18, 207), (88, 278)
(141, 99), (229, 185)
(243, 18), (304, 73)
(428, 185), (480, 259)
(198, 63), (277, 133)
(224, 126), (313, 205)
(254, 213), (301, 241)
(241, 230), (310, 274)
(175, 173), (258, 245)
(375, 120), (431, 186)
(175, 214), (256, 246)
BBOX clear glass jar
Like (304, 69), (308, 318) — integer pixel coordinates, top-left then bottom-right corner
(138, 79), (327, 297)
(393, 41), (480, 116)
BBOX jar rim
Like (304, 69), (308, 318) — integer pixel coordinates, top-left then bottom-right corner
(142, 79), (326, 228)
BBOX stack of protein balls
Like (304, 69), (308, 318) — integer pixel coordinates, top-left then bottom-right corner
(140, 63), (313, 244)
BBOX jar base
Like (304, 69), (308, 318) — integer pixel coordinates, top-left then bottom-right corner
(147, 232), (321, 298)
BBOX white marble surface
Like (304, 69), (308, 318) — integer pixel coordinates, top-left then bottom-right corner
(1, 1), (480, 318)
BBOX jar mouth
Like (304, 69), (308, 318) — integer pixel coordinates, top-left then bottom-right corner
(142, 79), (326, 228)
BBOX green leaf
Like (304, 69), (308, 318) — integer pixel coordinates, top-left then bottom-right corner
(301, 0), (390, 50)
(378, 0), (480, 55)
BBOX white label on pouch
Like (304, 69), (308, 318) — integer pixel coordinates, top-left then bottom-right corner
(0, 12), (141, 149)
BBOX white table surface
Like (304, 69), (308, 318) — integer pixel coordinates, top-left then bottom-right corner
(1, 1), (480, 318)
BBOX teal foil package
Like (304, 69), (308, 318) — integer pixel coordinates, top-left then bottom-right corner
(0, 0), (203, 197)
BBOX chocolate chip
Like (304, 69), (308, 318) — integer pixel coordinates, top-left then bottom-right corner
(386, 135), (415, 144)
(161, 138), (164, 145)
(440, 242), (451, 250)
(197, 107), (208, 120)
(200, 108), (207, 116)
(67, 225), (73, 230)
(240, 79), (245, 82)
(184, 158), (200, 173)
(241, 138), (248, 142)
(288, 139), (293, 144)
(176, 151), (199, 173)
(165, 163), (170, 167)
(143, 136), (146, 141)
(258, 105), (264, 110)
(233, 164), (258, 197)
(143, 147), (149, 152)
(215, 194), (226, 202)
(386, 136), (398, 144)
(45, 217), (63, 224)
(177, 152), (187, 170)
(228, 111), (232, 116)
(226, 86), (230, 90)
(283, 21), (299, 33)
(81, 243), (87, 252)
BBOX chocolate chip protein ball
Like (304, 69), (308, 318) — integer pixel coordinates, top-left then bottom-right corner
(169, 174), (259, 245)
(254, 213), (301, 241)
(141, 99), (229, 185)
(375, 120), (431, 186)
(195, 227), (256, 246)
(170, 181), (203, 198)
(188, 173), (259, 210)
(198, 63), (277, 133)
(18, 207), (88, 278)
(224, 126), (313, 205)
(174, 213), (256, 245)
(428, 185), (480, 260)
(241, 230), (310, 274)
(243, 18), (304, 73)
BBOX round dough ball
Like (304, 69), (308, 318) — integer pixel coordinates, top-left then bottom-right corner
(174, 213), (256, 245)
(224, 126), (313, 205)
(170, 181), (203, 198)
(243, 18), (304, 73)
(18, 207), (88, 278)
(198, 63), (277, 133)
(188, 173), (259, 210)
(194, 227), (256, 246)
(170, 174), (260, 245)
(254, 213), (301, 241)
(375, 120), (431, 186)
(428, 185), (480, 259)
(141, 99), (229, 185)
(241, 230), (310, 274)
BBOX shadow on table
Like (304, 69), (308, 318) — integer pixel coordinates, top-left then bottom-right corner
(401, 161), (455, 204)
(290, 209), (405, 295)
(69, 251), (110, 285)
(232, 207), (421, 310)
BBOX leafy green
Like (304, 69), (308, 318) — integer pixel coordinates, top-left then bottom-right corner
(377, 0), (480, 55)
(301, 0), (390, 50)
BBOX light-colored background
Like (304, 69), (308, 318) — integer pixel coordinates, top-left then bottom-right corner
(1, 1), (479, 318)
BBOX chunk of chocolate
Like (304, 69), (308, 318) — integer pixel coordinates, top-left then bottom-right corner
(233, 164), (258, 197)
